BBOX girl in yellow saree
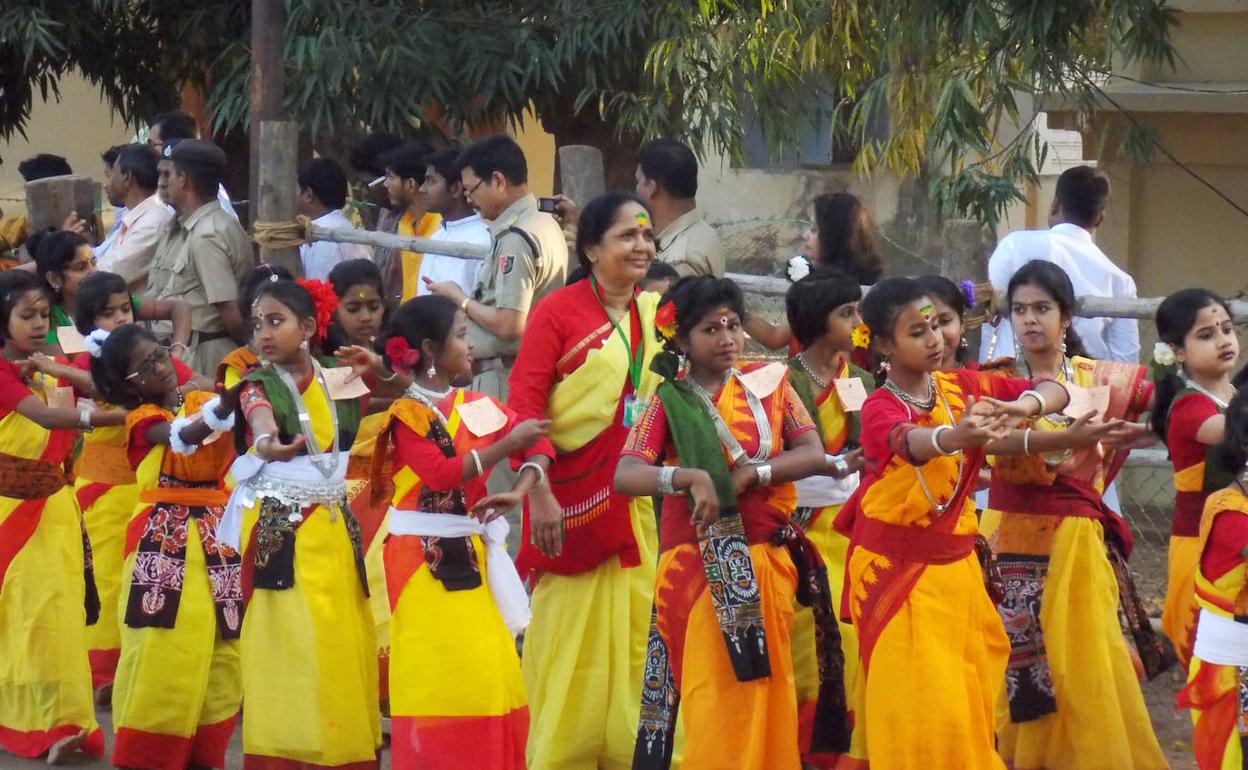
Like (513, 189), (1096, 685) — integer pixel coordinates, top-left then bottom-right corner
(839, 276), (1073, 770)
(981, 260), (1167, 770)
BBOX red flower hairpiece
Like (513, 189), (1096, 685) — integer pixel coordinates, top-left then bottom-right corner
(384, 336), (421, 372)
(654, 300), (677, 341)
(296, 278), (339, 343)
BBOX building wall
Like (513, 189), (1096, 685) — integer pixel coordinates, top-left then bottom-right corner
(0, 73), (135, 213)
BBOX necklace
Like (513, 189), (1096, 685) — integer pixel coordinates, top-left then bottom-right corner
(796, 352), (830, 391)
(272, 357), (340, 479)
(912, 380), (966, 515)
(404, 381), (454, 424)
(689, 369), (774, 467)
(1183, 373), (1231, 410)
(883, 375), (935, 412)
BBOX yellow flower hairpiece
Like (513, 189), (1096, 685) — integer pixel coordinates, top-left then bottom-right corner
(852, 323), (871, 349)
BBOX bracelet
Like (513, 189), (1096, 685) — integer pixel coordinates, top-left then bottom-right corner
(1023, 426), (1033, 455)
(826, 453), (849, 476)
(459, 296), (471, 312)
(657, 465), (678, 495)
(755, 463), (773, 487)
(167, 416), (199, 455)
(78, 406), (93, 433)
(199, 395), (236, 432)
(930, 425), (957, 456)
(518, 460), (547, 488)
(169, 341), (188, 356)
(379, 369), (399, 382)
(252, 432), (274, 460)
(1020, 389), (1047, 416)
(469, 448), (484, 478)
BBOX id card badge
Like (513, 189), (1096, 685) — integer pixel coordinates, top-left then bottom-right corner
(622, 394), (644, 428)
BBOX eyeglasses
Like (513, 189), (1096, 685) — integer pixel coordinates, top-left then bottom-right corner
(126, 345), (171, 381)
(464, 178), (486, 199)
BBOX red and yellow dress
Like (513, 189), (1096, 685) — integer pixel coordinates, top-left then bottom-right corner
(0, 359), (104, 758)
(840, 370), (1029, 770)
(236, 368), (381, 769)
(71, 351), (198, 689)
(787, 356), (870, 769)
(622, 363), (817, 769)
(1164, 389), (1228, 670)
(377, 388), (553, 769)
(217, 346), (258, 390)
(980, 356), (1166, 770)
(1176, 485), (1248, 770)
(111, 391), (241, 769)
(348, 406), (392, 708)
(507, 278), (660, 770)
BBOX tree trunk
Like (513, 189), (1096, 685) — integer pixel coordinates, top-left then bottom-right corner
(539, 107), (641, 196)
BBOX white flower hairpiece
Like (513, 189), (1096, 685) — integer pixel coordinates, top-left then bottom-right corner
(787, 255), (811, 282)
(85, 329), (111, 359)
(1152, 341), (1176, 367)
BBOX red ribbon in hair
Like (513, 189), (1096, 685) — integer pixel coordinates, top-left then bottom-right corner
(384, 337), (421, 372)
(296, 278), (339, 343)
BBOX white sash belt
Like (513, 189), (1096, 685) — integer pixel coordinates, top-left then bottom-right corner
(219, 453), (349, 552)
(793, 471), (859, 509)
(1192, 608), (1248, 666)
(388, 507), (530, 637)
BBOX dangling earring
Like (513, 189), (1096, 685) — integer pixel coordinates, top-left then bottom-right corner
(958, 336), (969, 355)
(427, 362), (437, 379)
(878, 355), (891, 375)
(299, 338), (309, 351)
(1059, 339), (1067, 354)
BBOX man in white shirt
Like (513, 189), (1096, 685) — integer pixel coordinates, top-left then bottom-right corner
(296, 157), (371, 280)
(980, 165), (1139, 364)
(416, 148), (491, 294)
(97, 143), (173, 293)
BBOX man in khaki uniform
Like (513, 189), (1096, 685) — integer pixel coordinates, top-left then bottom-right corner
(427, 135), (567, 400)
(147, 139), (254, 375)
(635, 138), (724, 277)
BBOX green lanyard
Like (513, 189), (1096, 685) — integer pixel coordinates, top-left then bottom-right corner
(590, 276), (644, 391)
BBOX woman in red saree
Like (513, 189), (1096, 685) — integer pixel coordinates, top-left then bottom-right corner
(506, 192), (663, 769)
(615, 276), (834, 769)
(1150, 288), (1239, 671)
(839, 276), (1073, 770)
(980, 260), (1167, 769)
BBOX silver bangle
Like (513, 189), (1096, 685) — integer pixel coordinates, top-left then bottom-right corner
(252, 432), (274, 459)
(827, 453), (849, 476)
(469, 448), (484, 477)
(518, 460), (547, 488)
(1021, 389), (1047, 416)
(755, 463), (773, 487)
(1023, 426), (1033, 455)
(657, 465), (678, 495)
(930, 425), (957, 456)
(78, 406), (93, 432)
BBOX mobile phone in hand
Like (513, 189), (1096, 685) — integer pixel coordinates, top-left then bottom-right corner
(538, 197), (559, 214)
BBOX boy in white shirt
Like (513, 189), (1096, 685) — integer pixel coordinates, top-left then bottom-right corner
(296, 157), (371, 280)
(416, 148), (491, 295)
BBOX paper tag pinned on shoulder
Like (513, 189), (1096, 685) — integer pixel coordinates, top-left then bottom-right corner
(321, 367), (371, 401)
(833, 377), (868, 412)
(738, 362), (786, 400)
(56, 325), (87, 355)
(47, 385), (75, 410)
(457, 396), (509, 436)
(1063, 384), (1110, 421)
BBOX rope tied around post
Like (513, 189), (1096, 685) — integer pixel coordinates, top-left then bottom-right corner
(252, 215), (314, 250)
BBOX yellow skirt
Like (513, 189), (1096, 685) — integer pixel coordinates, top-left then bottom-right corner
(387, 533), (527, 769)
(362, 509), (390, 704)
(676, 543), (801, 770)
(76, 476), (138, 688)
(849, 546), (1007, 770)
(791, 504), (867, 768)
(0, 488), (103, 758)
(1162, 534), (1202, 671)
(240, 502), (381, 768)
(521, 497), (656, 770)
(985, 514), (1168, 770)
(111, 518), (241, 770)
(1178, 656), (1244, 770)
